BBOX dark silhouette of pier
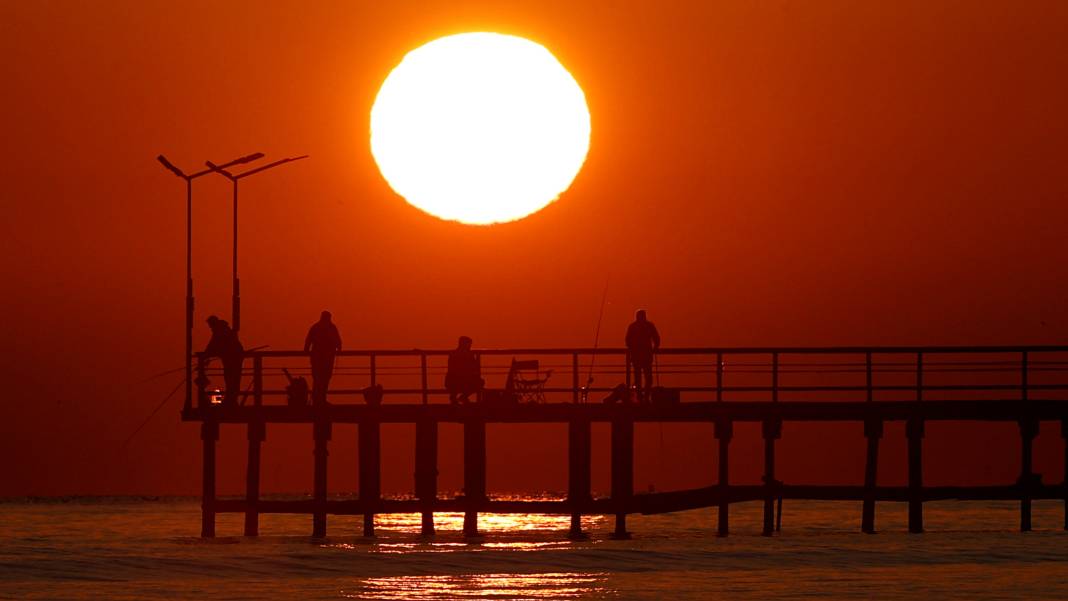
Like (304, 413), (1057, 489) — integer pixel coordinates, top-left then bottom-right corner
(183, 345), (1068, 539)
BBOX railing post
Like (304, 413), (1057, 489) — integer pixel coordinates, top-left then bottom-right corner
(865, 352), (873, 402)
(715, 418), (733, 536)
(907, 416), (924, 533)
(200, 419), (218, 538)
(415, 419), (438, 535)
(916, 352), (924, 402)
(420, 353), (428, 405)
(196, 355), (208, 409)
(771, 352), (779, 402)
(1021, 351), (1029, 402)
(253, 355), (263, 407)
(359, 417), (381, 537)
(716, 352), (723, 402)
(369, 353), (376, 387)
(245, 420), (265, 536)
(762, 417), (782, 536)
(312, 419), (331, 538)
(572, 353), (580, 404)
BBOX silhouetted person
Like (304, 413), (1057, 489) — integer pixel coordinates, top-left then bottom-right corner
(445, 336), (483, 404)
(204, 315), (244, 406)
(304, 310), (342, 405)
(625, 309), (660, 403)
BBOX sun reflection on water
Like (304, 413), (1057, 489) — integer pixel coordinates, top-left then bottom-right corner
(321, 510), (605, 553)
(344, 572), (610, 600)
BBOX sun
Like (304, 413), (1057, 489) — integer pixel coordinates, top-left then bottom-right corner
(370, 32), (591, 225)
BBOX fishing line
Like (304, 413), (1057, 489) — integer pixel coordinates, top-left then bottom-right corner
(581, 275), (610, 402)
(121, 376), (185, 450)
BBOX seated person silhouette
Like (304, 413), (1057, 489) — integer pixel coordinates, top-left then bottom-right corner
(445, 336), (483, 404)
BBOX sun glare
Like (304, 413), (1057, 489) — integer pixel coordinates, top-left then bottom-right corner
(370, 32), (591, 225)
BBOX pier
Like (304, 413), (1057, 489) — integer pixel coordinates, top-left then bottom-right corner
(183, 346), (1068, 538)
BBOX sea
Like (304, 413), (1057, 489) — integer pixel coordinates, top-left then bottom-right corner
(2, 496), (1066, 600)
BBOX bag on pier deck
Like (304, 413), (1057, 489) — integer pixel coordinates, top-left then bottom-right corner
(282, 368), (309, 406)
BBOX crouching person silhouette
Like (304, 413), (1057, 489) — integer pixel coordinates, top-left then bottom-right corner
(445, 336), (483, 404)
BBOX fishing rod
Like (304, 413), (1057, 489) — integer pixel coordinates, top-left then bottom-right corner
(142, 345), (270, 382)
(580, 276), (610, 403)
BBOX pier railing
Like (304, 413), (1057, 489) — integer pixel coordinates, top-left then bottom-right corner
(181, 345), (1068, 540)
(189, 345), (1068, 410)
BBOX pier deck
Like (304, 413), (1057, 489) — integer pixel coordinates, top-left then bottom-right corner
(182, 346), (1068, 538)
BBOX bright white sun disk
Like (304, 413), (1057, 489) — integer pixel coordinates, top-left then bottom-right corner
(370, 33), (591, 225)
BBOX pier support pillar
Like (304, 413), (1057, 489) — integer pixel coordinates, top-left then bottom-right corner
(715, 418), (733, 537)
(201, 420), (219, 538)
(1063, 419), (1068, 531)
(312, 420), (331, 538)
(861, 418), (883, 534)
(359, 419), (381, 537)
(762, 418), (782, 536)
(907, 418), (924, 534)
(415, 419), (438, 536)
(610, 416), (634, 539)
(463, 417), (486, 537)
(568, 417), (592, 540)
(244, 420), (266, 537)
(1018, 420), (1039, 532)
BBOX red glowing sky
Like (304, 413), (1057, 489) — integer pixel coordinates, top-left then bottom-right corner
(1, 1), (1067, 496)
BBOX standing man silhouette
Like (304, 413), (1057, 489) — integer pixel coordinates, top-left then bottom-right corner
(204, 315), (244, 406)
(305, 311), (342, 405)
(625, 309), (660, 403)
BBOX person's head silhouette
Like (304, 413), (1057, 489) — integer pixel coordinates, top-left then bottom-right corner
(458, 336), (473, 350)
(206, 315), (221, 330)
(320, 310), (332, 323)
(636, 309), (647, 322)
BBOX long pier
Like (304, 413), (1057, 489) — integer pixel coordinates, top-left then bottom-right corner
(182, 346), (1068, 538)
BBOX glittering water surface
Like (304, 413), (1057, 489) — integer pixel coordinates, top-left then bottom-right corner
(2, 498), (1067, 599)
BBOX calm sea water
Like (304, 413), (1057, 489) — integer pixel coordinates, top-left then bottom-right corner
(1, 497), (1066, 599)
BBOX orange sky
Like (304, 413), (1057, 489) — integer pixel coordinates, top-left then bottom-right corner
(1, 1), (1067, 497)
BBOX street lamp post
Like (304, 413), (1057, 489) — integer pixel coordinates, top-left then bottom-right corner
(205, 155), (309, 334)
(157, 152), (264, 413)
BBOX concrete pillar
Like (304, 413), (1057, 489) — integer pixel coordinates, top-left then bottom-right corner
(244, 420), (265, 536)
(201, 420), (219, 538)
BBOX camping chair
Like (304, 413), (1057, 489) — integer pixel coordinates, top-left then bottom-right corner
(505, 358), (552, 404)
